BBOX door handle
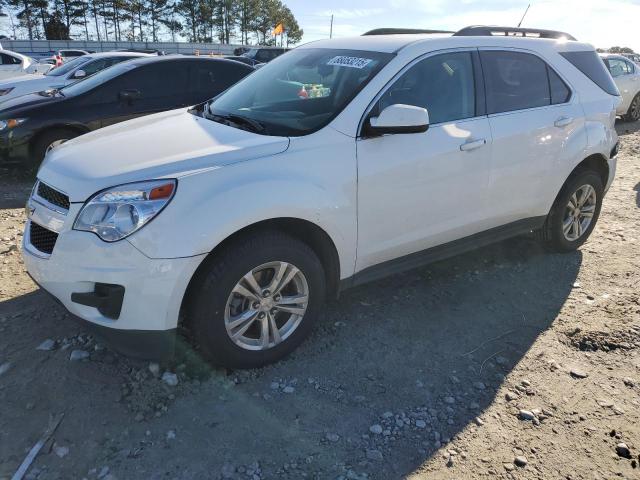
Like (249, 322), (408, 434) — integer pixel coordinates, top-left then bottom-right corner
(554, 116), (574, 128)
(460, 138), (486, 152)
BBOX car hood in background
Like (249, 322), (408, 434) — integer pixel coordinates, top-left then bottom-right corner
(0, 91), (63, 113)
(38, 108), (291, 202)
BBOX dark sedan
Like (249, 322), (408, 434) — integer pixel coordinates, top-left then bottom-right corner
(0, 55), (253, 168)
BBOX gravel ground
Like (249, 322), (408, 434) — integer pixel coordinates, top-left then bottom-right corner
(1, 121), (639, 480)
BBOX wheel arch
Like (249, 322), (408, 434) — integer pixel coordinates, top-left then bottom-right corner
(571, 153), (610, 186)
(179, 217), (342, 325)
(30, 123), (90, 153)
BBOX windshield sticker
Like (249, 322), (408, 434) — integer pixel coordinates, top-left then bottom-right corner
(327, 56), (373, 69)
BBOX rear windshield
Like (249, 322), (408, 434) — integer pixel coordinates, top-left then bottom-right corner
(560, 51), (619, 96)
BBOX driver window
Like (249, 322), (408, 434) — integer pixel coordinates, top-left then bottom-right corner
(377, 51), (476, 124)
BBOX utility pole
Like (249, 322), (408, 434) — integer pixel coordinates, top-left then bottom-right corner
(517, 4), (530, 28)
(329, 14), (333, 38)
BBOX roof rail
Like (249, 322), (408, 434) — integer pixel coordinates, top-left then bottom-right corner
(363, 28), (454, 36)
(453, 26), (576, 41)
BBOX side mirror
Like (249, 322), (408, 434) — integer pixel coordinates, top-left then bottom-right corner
(366, 104), (430, 136)
(73, 69), (86, 79)
(119, 89), (141, 104)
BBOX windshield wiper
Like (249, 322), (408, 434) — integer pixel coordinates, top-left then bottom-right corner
(208, 112), (267, 134)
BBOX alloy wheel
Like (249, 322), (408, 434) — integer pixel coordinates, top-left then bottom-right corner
(224, 261), (309, 351)
(630, 95), (640, 121)
(562, 184), (597, 241)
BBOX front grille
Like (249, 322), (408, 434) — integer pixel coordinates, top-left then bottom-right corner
(29, 222), (58, 255)
(37, 182), (70, 211)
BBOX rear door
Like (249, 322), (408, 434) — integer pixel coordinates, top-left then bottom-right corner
(479, 49), (585, 226)
(185, 60), (251, 105)
(98, 61), (189, 127)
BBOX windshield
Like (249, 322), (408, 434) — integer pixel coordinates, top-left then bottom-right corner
(45, 56), (91, 77)
(60, 61), (138, 97)
(208, 48), (393, 136)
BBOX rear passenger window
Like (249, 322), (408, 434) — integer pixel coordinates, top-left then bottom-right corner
(548, 67), (571, 104)
(378, 51), (476, 124)
(560, 51), (619, 96)
(481, 51), (551, 114)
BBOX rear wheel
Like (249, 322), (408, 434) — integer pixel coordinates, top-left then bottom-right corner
(31, 129), (78, 168)
(187, 230), (326, 369)
(537, 170), (604, 252)
(624, 93), (640, 122)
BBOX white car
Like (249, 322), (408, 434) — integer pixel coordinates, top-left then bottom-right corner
(0, 50), (52, 79)
(0, 51), (152, 103)
(600, 53), (640, 121)
(23, 27), (620, 368)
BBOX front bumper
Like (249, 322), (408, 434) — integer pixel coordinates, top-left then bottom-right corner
(22, 198), (206, 359)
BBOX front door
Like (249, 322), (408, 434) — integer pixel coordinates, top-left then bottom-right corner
(356, 49), (493, 272)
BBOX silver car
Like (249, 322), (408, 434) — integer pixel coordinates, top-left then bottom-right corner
(0, 51), (153, 104)
(600, 53), (640, 121)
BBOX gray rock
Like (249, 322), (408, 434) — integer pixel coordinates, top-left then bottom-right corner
(616, 443), (631, 458)
(369, 424), (383, 435)
(325, 433), (340, 443)
(514, 456), (528, 467)
(444, 396), (455, 404)
(148, 363), (160, 377)
(519, 410), (535, 421)
(415, 420), (426, 429)
(570, 368), (589, 379)
(270, 382), (280, 390)
(221, 463), (236, 479)
(166, 430), (176, 440)
(283, 386), (295, 394)
(97, 466), (110, 479)
(69, 350), (90, 361)
(53, 445), (69, 458)
(505, 391), (519, 402)
(0, 362), (11, 377)
(366, 449), (383, 461)
(473, 381), (486, 390)
(162, 372), (178, 386)
(36, 339), (56, 351)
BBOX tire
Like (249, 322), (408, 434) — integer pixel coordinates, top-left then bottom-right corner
(187, 230), (326, 369)
(623, 93), (640, 122)
(31, 128), (78, 168)
(537, 169), (604, 253)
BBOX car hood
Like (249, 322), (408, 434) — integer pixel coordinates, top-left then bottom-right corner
(38, 108), (291, 202)
(0, 74), (60, 89)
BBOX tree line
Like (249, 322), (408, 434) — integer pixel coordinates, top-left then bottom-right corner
(1, 0), (303, 46)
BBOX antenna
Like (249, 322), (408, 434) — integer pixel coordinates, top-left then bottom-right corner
(517, 4), (531, 28)
(329, 14), (334, 38)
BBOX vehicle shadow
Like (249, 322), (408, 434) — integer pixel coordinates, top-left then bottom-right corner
(0, 169), (34, 209)
(0, 236), (581, 479)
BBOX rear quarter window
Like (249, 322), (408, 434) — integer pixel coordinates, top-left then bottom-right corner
(560, 51), (619, 96)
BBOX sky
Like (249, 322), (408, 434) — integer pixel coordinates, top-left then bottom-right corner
(285, 0), (640, 52)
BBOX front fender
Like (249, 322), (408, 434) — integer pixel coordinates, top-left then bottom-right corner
(127, 130), (358, 280)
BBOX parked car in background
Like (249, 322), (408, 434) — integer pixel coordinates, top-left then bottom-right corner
(0, 50), (52, 79)
(22, 28), (620, 367)
(0, 51), (152, 103)
(601, 53), (640, 121)
(55, 49), (89, 61)
(241, 47), (288, 65)
(0, 56), (253, 167)
(225, 55), (259, 66)
(621, 53), (640, 65)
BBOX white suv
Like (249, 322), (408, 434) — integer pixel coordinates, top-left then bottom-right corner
(23, 27), (620, 368)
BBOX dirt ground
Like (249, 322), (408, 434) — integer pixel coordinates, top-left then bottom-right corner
(1, 122), (639, 480)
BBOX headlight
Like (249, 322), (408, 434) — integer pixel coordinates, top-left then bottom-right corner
(74, 180), (177, 242)
(0, 87), (14, 96)
(0, 118), (27, 131)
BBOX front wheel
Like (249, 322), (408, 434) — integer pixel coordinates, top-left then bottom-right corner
(187, 231), (326, 369)
(537, 170), (604, 252)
